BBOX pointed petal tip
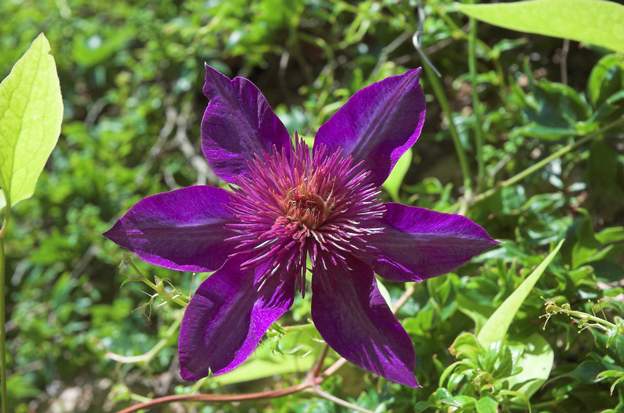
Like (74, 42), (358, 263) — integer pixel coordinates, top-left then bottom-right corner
(178, 257), (295, 381)
(201, 65), (291, 181)
(314, 67), (427, 185)
(370, 204), (499, 281)
(102, 186), (235, 273)
(401, 374), (421, 388)
(311, 257), (418, 389)
(102, 221), (120, 241)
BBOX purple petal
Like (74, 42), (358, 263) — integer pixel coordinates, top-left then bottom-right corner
(178, 257), (294, 380)
(314, 69), (426, 186)
(201, 65), (291, 182)
(104, 186), (235, 273)
(311, 256), (418, 387)
(368, 203), (498, 282)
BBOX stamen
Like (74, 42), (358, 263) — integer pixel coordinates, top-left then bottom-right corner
(227, 139), (385, 291)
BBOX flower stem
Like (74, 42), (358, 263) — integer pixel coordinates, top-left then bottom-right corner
(468, 17), (485, 192)
(423, 64), (473, 198)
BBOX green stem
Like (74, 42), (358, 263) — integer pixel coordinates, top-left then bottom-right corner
(128, 259), (188, 307)
(423, 64), (473, 197)
(564, 310), (616, 330)
(471, 135), (591, 205)
(0, 203), (9, 413)
(468, 17), (485, 192)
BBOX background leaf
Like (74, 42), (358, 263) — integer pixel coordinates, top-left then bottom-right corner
(456, 0), (624, 52)
(477, 240), (564, 346)
(0, 33), (62, 208)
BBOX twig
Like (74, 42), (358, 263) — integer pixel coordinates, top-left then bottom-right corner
(309, 387), (374, 413)
(372, 30), (413, 75)
(85, 97), (108, 126)
(560, 39), (570, 85)
(173, 101), (217, 185)
(116, 381), (318, 413)
(107, 315), (182, 365)
(135, 104), (177, 186)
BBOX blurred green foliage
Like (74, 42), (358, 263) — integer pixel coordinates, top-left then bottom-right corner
(0, 0), (623, 412)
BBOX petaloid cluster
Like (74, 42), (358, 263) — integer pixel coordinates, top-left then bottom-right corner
(227, 139), (385, 294)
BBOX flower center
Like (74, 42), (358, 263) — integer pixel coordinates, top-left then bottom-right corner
(283, 184), (332, 230)
(227, 139), (385, 292)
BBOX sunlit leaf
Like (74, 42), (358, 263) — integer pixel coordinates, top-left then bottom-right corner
(508, 334), (554, 398)
(587, 54), (624, 107)
(383, 148), (412, 201)
(0, 33), (63, 208)
(477, 240), (564, 346)
(476, 396), (498, 413)
(456, 0), (624, 52)
(596, 226), (624, 244)
(376, 277), (392, 307)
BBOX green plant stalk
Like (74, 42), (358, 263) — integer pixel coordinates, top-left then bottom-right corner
(127, 260), (188, 307)
(0, 204), (9, 413)
(470, 117), (624, 205)
(471, 135), (591, 204)
(468, 17), (485, 191)
(565, 310), (615, 330)
(423, 64), (473, 197)
(461, 117), (624, 209)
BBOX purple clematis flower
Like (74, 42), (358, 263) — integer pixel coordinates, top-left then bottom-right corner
(105, 65), (497, 387)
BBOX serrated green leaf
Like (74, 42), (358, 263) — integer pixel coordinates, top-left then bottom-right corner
(382, 148), (412, 201)
(456, 0), (624, 53)
(478, 240), (564, 346)
(0, 33), (63, 208)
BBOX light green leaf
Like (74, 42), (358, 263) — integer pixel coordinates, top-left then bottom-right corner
(208, 324), (322, 386)
(596, 226), (624, 244)
(456, 0), (624, 53)
(0, 33), (63, 208)
(508, 334), (554, 398)
(587, 54), (624, 107)
(382, 148), (412, 201)
(476, 396), (498, 413)
(477, 240), (564, 346)
(376, 277), (392, 308)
